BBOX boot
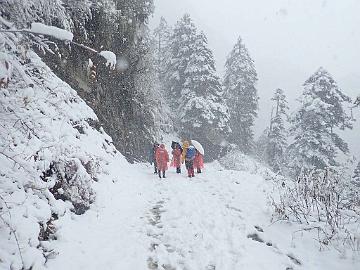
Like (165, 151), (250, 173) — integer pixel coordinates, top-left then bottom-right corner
(163, 172), (166, 178)
(158, 171), (162, 178)
(191, 168), (195, 177)
(197, 168), (202, 173)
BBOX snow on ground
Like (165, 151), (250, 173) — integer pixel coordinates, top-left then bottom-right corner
(48, 154), (359, 270)
(0, 31), (117, 270)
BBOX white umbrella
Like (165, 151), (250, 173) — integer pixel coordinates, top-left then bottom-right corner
(191, 139), (204, 155)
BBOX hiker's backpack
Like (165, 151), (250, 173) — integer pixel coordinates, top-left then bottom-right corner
(186, 146), (196, 159)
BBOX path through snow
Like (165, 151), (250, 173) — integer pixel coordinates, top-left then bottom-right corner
(48, 157), (358, 270)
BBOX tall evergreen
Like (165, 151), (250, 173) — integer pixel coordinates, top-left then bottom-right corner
(287, 67), (353, 176)
(179, 31), (230, 158)
(165, 15), (229, 159)
(267, 88), (289, 172)
(153, 17), (172, 78)
(164, 14), (197, 110)
(223, 37), (258, 153)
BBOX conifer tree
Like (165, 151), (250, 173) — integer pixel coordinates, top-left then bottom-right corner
(153, 17), (172, 78)
(179, 31), (230, 158)
(164, 14), (197, 110)
(287, 67), (353, 176)
(267, 88), (289, 172)
(223, 37), (258, 153)
(165, 15), (230, 159)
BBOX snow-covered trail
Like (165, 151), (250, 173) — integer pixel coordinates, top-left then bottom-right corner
(47, 157), (357, 270)
(144, 164), (303, 270)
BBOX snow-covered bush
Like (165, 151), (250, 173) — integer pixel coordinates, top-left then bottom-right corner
(219, 148), (276, 180)
(350, 161), (360, 207)
(271, 168), (360, 252)
(47, 158), (96, 214)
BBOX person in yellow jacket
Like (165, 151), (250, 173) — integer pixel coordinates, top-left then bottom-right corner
(181, 140), (190, 164)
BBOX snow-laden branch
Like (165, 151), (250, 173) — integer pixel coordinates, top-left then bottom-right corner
(0, 22), (117, 68)
(30, 22), (73, 41)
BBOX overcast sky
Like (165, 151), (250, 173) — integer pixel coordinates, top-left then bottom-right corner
(150, 0), (360, 158)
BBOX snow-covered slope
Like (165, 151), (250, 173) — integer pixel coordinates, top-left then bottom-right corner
(0, 33), (118, 269)
(47, 154), (359, 270)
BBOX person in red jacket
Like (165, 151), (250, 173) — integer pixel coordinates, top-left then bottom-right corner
(156, 144), (169, 178)
(194, 150), (204, 173)
(171, 144), (182, 174)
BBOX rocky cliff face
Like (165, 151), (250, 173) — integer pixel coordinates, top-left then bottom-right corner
(41, 0), (158, 162)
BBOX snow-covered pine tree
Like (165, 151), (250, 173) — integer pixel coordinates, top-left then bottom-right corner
(287, 67), (353, 176)
(152, 17), (173, 135)
(134, 22), (173, 138)
(163, 14), (229, 159)
(266, 88), (289, 173)
(179, 31), (230, 159)
(153, 16), (172, 78)
(223, 37), (258, 154)
(164, 14), (197, 111)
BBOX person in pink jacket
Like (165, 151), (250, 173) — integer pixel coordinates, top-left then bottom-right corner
(155, 144), (169, 179)
(194, 150), (204, 173)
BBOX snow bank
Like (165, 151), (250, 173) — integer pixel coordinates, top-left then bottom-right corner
(30, 22), (73, 41)
(220, 149), (360, 260)
(0, 32), (117, 270)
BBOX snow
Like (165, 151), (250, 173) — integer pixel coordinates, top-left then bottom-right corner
(99, 51), (117, 69)
(0, 31), (117, 270)
(46, 152), (359, 270)
(30, 22), (73, 41)
(0, 52), (12, 85)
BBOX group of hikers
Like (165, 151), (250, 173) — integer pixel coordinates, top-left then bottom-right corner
(150, 140), (204, 179)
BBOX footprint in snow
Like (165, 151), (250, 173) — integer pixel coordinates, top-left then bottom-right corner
(247, 233), (264, 243)
(254, 225), (264, 232)
(248, 226), (302, 269)
(146, 200), (178, 270)
(287, 254), (302, 265)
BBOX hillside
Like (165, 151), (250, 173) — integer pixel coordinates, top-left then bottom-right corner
(0, 30), (118, 269)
